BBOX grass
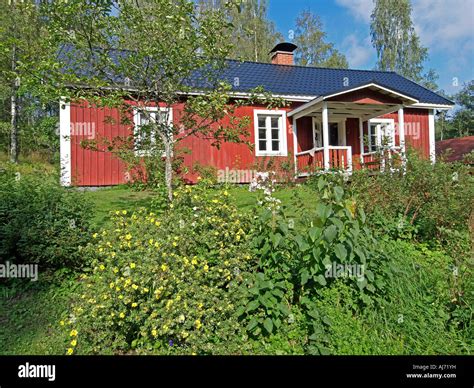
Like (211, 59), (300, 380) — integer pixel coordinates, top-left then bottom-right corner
(80, 186), (155, 228)
(79, 184), (318, 228)
(0, 272), (77, 355)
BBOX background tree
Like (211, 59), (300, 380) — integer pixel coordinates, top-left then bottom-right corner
(197, 0), (282, 62)
(450, 81), (474, 138)
(0, 1), (51, 162)
(370, 0), (438, 90)
(293, 9), (348, 68)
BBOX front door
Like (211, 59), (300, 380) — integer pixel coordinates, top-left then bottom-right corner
(313, 120), (342, 147)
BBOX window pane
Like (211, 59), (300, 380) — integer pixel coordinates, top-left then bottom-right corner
(258, 116), (266, 128)
(270, 117), (279, 128)
(271, 128), (279, 140)
(271, 140), (279, 151)
(259, 128), (266, 140)
(259, 140), (267, 151)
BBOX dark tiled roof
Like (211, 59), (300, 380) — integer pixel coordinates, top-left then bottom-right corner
(436, 136), (474, 162)
(59, 44), (453, 105)
(189, 59), (454, 105)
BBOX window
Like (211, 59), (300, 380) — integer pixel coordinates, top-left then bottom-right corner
(367, 119), (395, 153)
(133, 107), (172, 156)
(368, 123), (378, 152)
(254, 110), (287, 156)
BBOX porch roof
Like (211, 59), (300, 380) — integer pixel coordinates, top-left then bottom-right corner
(288, 82), (419, 121)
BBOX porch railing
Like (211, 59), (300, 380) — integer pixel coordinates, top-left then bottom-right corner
(361, 146), (404, 172)
(296, 146), (352, 176)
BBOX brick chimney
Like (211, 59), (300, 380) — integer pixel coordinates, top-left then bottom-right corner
(270, 42), (297, 65)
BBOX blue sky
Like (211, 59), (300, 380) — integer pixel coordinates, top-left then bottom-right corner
(267, 0), (474, 96)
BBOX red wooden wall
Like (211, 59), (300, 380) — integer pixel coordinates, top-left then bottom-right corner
(68, 100), (431, 186)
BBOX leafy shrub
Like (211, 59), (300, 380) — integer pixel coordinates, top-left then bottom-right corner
(238, 173), (386, 351)
(61, 182), (255, 355)
(0, 163), (93, 270)
(349, 151), (473, 243)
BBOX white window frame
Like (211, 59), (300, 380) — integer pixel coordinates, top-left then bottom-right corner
(312, 118), (346, 147)
(254, 109), (288, 156)
(367, 118), (395, 152)
(133, 107), (173, 156)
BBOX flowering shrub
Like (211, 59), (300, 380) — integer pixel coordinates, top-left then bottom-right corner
(61, 182), (255, 354)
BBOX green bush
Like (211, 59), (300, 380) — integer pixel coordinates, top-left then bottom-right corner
(0, 163), (93, 270)
(349, 151), (473, 244)
(61, 182), (255, 355)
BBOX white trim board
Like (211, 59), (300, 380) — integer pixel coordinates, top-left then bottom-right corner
(59, 99), (71, 186)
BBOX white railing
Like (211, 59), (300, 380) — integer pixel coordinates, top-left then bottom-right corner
(296, 146), (352, 176)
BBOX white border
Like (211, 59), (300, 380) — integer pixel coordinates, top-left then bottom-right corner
(253, 109), (288, 156)
(59, 99), (71, 186)
(428, 109), (436, 163)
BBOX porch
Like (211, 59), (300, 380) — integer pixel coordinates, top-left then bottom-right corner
(288, 83), (419, 176)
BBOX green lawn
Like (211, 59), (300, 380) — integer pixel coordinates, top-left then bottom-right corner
(81, 184), (318, 228)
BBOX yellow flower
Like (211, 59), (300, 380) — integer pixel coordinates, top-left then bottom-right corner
(131, 302), (138, 308)
(191, 258), (198, 265)
(223, 191), (229, 196)
(92, 233), (98, 239)
(178, 314), (185, 323)
(70, 329), (78, 337)
(130, 263), (136, 269)
(161, 264), (168, 272)
(122, 210), (127, 215)
(203, 265), (209, 272)
(172, 242), (177, 247)
(132, 284), (138, 290)
(71, 339), (77, 347)
(99, 264), (105, 271)
(194, 320), (202, 330)
(109, 282), (114, 289)
(119, 312), (125, 319)
(152, 329), (157, 337)
(66, 348), (74, 355)
(59, 320), (65, 326)
(149, 239), (154, 245)
(155, 221), (161, 227)
(125, 234), (132, 240)
(113, 267), (119, 273)
(143, 288), (149, 293)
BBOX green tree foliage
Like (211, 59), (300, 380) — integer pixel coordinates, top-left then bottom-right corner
(370, 0), (438, 89)
(0, 1), (55, 160)
(33, 0), (285, 200)
(197, 0), (282, 62)
(293, 9), (348, 69)
(451, 81), (474, 138)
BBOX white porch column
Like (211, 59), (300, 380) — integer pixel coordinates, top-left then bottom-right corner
(292, 117), (298, 175)
(359, 117), (364, 165)
(322, 101), (330, 170)
(398, 106), (407, 172)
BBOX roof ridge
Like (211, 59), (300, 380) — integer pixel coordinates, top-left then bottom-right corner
(224, 58), (397, 74)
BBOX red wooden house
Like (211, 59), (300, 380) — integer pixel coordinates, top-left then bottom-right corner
(59, 43), (454, 186)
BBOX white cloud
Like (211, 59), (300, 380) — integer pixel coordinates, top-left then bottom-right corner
(342, 34), (374, 67)
(335, 0), (374, 23)
(411, 0), (474, 51)
(337, 0), (474, 53)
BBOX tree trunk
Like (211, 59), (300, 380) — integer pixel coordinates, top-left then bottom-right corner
(164, 138), (173, 202)
(10, 44), (19, 164)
